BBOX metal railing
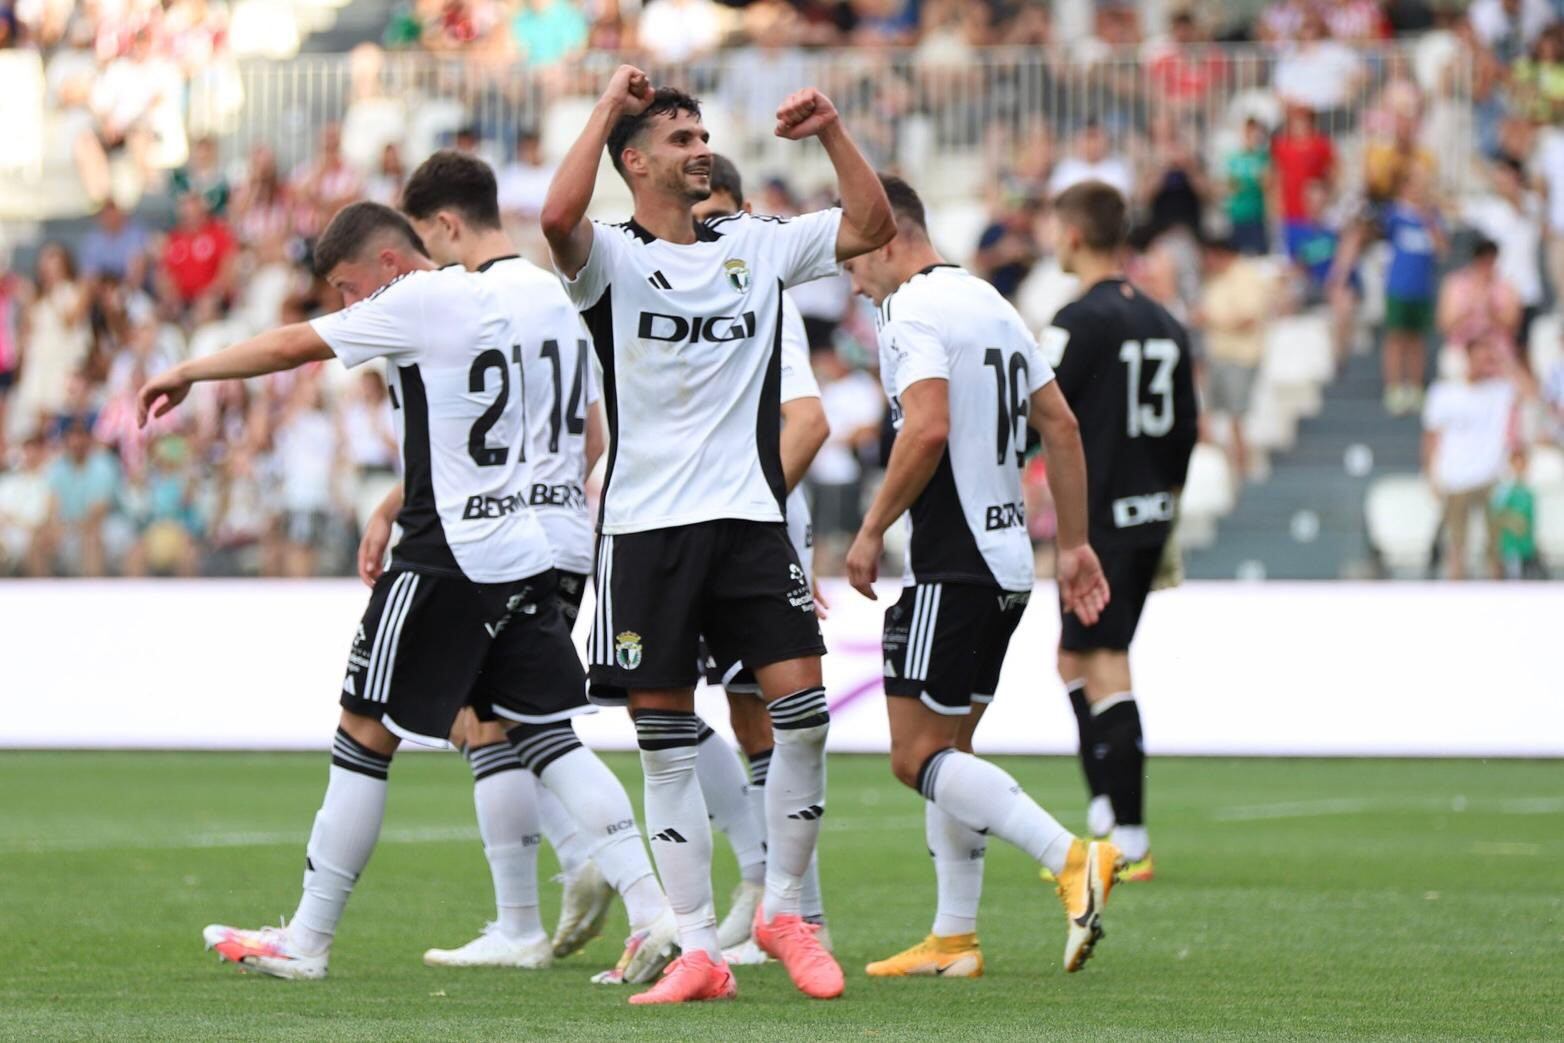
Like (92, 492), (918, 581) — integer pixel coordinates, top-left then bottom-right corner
(197, 42), (1475, 201)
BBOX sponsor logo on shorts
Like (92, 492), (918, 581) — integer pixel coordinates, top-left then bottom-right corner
(786, 563), (815, 612)
(1112, 492), (1175, 529)
(985, 501), (1027, 531)
(997, 591), (1031, 612)
(615, 631), (643, 670)
(462, 488), (527, 520)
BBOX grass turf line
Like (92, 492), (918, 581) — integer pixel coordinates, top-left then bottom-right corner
(1, 752), (1560, 1041)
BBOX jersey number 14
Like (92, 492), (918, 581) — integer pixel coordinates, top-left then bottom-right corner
(1118, 338), (1179, 438)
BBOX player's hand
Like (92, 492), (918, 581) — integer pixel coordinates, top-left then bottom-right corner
(775, 88), (839, 140)
(1057, 542), (1110, 626)
(601, 64), (654, 117)
(136, 366), (193, 428)
(358, 509), (393, 587)
(812, 578), (831, 621)
(845, 529), (882, 600)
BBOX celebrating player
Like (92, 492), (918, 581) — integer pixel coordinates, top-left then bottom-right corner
(840, 176), (1117, 976)
(376, 150), (677, 981)
(540, 65), (894, 1004)
(139, 202), (589, 980)
(1043, 181), (1198, 882)
(690, 154), (834, 962)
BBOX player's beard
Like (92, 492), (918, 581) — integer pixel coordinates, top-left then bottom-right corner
(659, 162), (712, 204)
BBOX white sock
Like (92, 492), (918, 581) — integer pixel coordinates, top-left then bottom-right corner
(289, 730), (390, 955)
(800, 852), (825, 923)
(1113, 824), (1150, 862)
(535, 784), (588, 877)
(920, 748), (1073, 876)
(763, 687), (829, 921)
(466, 741), (543, 942)
(515, 725), (667, 931)
(636, 710), (720, 959)
(926, 800), (985, 937)
(694, 719), (767, 887)
(745, 748), (771, 851)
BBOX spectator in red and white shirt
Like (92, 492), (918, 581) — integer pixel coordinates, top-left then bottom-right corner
(160, 192), (236, 307)
(289, 123), (363, 240)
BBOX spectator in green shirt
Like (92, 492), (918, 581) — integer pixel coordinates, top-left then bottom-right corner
(1225, 118), (1271, 256)
(1492, 447), (1540, 579)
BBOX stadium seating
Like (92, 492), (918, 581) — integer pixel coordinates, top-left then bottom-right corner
(1537, 488), (1564, 574)
(1175, 444), (1236, 550)
(1365, 474), (1441, 577)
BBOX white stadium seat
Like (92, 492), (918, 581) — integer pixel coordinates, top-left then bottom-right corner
(1261, 311), (1334, 418)
(1176, 443), (1236, 549)
(1528, 312), (1562, 379)
(1365, 475), (1441, 576)
(1536, 488), (1564, 573)
(1528, 445), (1564, 492)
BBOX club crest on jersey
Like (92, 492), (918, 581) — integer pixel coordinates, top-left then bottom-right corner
(724, 258), (751, 293)
(615, 631), (643, 670)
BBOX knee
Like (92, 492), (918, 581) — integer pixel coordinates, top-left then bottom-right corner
(767, 686), (829, 745)
(889, 741), (933, 790)
(338, 710), (398, 758)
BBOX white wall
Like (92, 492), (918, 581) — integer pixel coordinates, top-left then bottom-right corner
(1, 580), (1558, 757)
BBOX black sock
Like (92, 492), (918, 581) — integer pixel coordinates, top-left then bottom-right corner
(1092, 697), (1145, 827)
(1067, 682), (1109, 799)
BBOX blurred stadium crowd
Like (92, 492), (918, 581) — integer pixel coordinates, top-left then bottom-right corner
(1, 0), (1562, 579)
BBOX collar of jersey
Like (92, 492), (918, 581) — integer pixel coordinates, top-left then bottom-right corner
(475, 254), (521, 272)
(624, 217), (724, 244)
(915, 263), (961, 277)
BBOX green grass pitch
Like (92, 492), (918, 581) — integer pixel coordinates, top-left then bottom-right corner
(2, 751), (1560, 1041)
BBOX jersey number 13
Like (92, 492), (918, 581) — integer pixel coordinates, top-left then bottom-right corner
(1118, 338), (1179, 438)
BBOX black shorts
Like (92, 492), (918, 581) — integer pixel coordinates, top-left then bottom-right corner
(1059, 543), (1163, 652)
(340, 567), (588, 745)
(883, 582), (1030, 715)
(587, 520), (824, 702)
(557, 569), (588, 629)
(700, 638), (761, 696)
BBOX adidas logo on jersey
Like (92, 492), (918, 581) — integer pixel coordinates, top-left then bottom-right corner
(652, 828), (687, 843)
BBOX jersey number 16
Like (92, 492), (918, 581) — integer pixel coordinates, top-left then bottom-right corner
(984, 347), (1031, 467)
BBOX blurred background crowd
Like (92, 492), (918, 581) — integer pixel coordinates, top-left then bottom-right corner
(1, 0), (1562, 581)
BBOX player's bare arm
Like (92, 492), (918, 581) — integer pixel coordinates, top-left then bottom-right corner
(358, 484), (404, 586)
(540, 65), (654, 278)
(774, 88), (895, 261)
(845, 377), (949, 599)
(1027, 381), (1109, 626)
(780, 396), (829, 493)
(136, 324), (334, 427)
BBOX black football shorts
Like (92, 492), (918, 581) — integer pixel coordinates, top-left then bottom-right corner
(883, 582), (1031, 714)
(1058, 542), (1163, 652)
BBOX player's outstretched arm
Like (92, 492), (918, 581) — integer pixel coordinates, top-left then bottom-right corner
(541, 64), (654, 278)
(775, 88), (894, 262)
(358, 484), (403, 587)
(136, 323), (334, 427)
(780, 395), (829, 493)
(845, 378), (949, 599)
(1028, 381), (1109, 625)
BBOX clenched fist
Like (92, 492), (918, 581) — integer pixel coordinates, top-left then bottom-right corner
(775, 88), (839, 140)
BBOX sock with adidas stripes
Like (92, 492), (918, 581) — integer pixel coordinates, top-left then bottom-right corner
(634, 709), (719, 959)
(917, 747), (1074, 877)
(763, 686), (829, 921)
(926, 799), (985, 937)
(289, 728), (391, 955)
(694, 718), (767, 887)
(465, 741), (544, 943)
(510, 721), (667, 931)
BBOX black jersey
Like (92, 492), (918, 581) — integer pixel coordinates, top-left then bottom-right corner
(1042, 278), (1198, 550)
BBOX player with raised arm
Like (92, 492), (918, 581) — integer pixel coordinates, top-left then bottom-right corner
(540, 65), (894, 1004)
(840, 176), (1118, 976)
(353, 150), (675, 981)
(141, 203), (587, 981)
(1042, 181), (1198, 883)
(689, 154), (834, 962)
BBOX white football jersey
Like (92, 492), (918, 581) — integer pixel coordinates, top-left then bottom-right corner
(311, 266), (553, 584)
(877, 265), (1054, 592)
(478, 255), (598, 575)
(558, 209), (843, 535)
(779, 292), (818, 575)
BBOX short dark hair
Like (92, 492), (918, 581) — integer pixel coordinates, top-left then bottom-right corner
(401, 149), (502, 230)
(606, 87), (703, 179)
(1472, 235), (1499, 260)
(880, 174), (927, 233)
(1053, 180), (1128, 252)
(313, 201), (428, 277)
(708, 153), (744, 207)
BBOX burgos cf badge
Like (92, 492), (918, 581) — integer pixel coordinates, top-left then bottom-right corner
(724, 259), (751, 293)
(615, 631), (643, 670)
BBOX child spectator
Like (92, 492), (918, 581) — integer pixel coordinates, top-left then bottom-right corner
(1491, 446), (1540, 579)
(1379, 170), (1446, 416)
(1225, 118), (1271, 255)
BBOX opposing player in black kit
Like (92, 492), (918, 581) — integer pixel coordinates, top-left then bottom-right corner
(542, 65), (894, 1004)
(1042, 181), (1198, 882)
(137, 202), (588, 980)
(841, 176), (1118, 977)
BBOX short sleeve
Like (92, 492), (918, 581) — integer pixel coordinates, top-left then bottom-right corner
(309, 274), (426, 370)
(882, 305), (949, 397)
(555, 220), (628, 310)
(779, 295), (819, 402)
(766, 208), (844, 288)
(1024, 331), (1057, 393)
(1422, 383), (1452, 430)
